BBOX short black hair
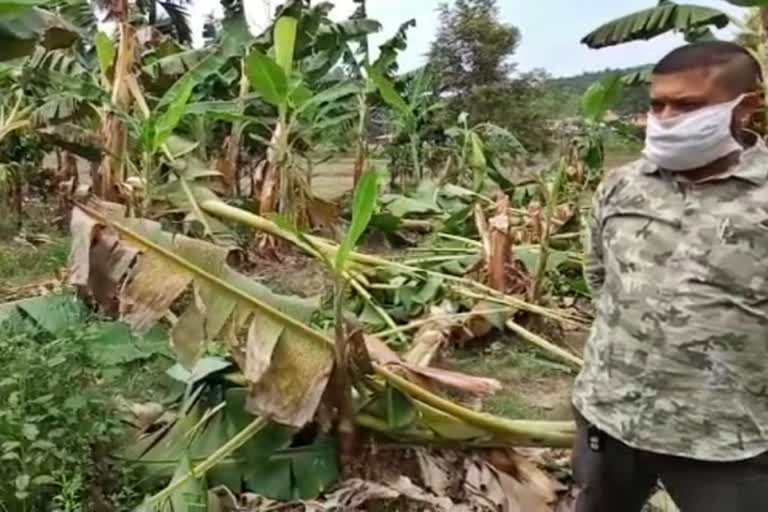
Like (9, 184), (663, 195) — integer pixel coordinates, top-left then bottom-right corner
(653, 41), (763, 94)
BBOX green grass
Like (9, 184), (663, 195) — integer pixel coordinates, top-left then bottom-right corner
(0, 236), (70, 289)
(450, 343), (575, 420)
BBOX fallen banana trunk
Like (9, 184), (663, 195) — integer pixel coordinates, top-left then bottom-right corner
(198, 199), (587, 325)
(70, 200), (576, 510)
(71, 200), (574, 444)
(199, 197), (588, 368)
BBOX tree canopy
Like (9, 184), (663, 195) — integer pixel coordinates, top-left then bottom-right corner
(427, 0), (553, 153)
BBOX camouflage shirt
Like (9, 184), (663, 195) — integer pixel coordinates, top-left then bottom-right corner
(573, 141), (768, 461)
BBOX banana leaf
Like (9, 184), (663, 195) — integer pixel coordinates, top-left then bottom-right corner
(70, 199), (329, 428)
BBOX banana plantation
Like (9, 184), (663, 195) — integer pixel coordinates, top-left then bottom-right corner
(2, 0), (767, 510)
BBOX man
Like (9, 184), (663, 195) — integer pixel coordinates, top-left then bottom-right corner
(572, 41), (768, 511)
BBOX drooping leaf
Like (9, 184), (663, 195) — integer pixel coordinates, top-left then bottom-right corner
(293, 80), (359, 116)
(245, 50), (289, 107)
(368, 65), (411, 117)
(27, 45), (84, 76)
(155, 43), (238, 110)
(335, 171), (378, 272)
(30, 94), (89, 126)
(372, 18), (416, 73)
(37, 123), (103, 160)
(274, 16), (297, 75)
(70, 202), (330, 428)
(581, 3), (730, 49)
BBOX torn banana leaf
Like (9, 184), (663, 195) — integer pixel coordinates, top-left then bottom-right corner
(0, 294), (87, 334)
(69, 200), (330, 428)
(122, 380), (338, 501)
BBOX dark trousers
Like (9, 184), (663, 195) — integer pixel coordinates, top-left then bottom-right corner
(572, 410), (768, 512)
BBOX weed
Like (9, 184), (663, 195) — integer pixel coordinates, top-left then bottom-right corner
(0, 323), (149, 511)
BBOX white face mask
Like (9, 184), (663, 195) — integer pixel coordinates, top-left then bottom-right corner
(642, 94), (746, 171)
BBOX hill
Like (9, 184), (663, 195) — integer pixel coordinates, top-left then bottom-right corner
(546, 65), (651, 117)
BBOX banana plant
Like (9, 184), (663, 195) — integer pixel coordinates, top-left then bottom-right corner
(445, 113), (527, 193)
(244, 16), (360, 222)
(583, 0), (768, 49)
(581, 1), (731, 48)
(133, 76), (197, 212)
(0, 93), (32, 231)
(329, 171), (378, 457)
(0, 94), (30, 143)
(341, 3), (415, 187)
(369, 66), (441, 187)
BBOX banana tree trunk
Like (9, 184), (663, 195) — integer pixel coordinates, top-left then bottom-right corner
(258, 123), (284, 215)
(221, 61), (250, 196)
(95, 6), (134, 201)
(488, 195), (511, 292)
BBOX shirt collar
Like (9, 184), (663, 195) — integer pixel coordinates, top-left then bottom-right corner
(640, 139), (768, 186)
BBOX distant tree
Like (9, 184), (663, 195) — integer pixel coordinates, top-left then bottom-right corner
(428, 0), (552, 153)
(429, 0), (519, 97)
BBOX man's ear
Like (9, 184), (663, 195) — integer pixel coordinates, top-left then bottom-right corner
(734, 92), (765, 141)
(736, 92), (763, 125)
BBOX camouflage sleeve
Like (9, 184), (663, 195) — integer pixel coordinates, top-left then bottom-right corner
(583, 183), (606, 296)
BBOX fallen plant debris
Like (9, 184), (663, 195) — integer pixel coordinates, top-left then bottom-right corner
(62, 195), (578, 510)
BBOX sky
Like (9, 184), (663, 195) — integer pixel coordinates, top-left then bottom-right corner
(327, 0), (745, 78)
(123, 0), (747, 78)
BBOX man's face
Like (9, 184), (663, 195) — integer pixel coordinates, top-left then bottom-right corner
(649, 67), (736, 120)
(649, 66), (761, 138)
